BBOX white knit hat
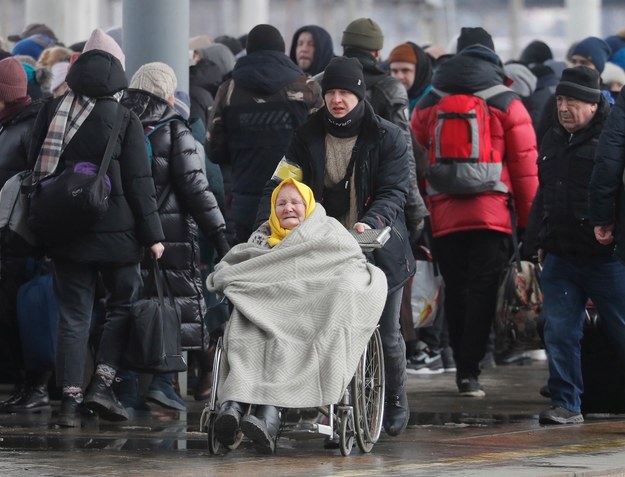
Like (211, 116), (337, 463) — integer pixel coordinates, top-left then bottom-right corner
(129, 62), (177, 101)
(83, 28), (126, 70)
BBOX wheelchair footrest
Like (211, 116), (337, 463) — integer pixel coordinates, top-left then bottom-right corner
(282, 422), (334, 439)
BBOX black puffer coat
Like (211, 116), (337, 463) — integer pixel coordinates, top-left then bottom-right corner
(0, 100), (42, 256)
(0, 101), (41, 187)
(122, 89), (228, 350)
(28, 50), (164, 263)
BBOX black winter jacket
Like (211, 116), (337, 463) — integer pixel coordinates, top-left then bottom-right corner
(0, 101), (41, 187)
(258, 102), (415, 293)
(122, 89), (228, 350)
(590, 88), (625, 262)
(208, 50), (322, 234)
(528, 96), (612, 261)
(0, 100), (42, 257)
(344, 48), (428, 242)
(28, 50), (164, 263)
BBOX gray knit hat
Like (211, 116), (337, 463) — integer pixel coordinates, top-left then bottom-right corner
(555, 66), (601, 103)
(130, 62), (177, 101)
(341, 18), (384, 51)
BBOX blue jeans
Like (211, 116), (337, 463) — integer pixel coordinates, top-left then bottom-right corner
(541, 254), (625, 413)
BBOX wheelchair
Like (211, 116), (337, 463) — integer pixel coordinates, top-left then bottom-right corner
(200, 327), (385, 456)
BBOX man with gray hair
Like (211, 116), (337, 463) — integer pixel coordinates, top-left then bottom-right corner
(526, 66), (624, 424)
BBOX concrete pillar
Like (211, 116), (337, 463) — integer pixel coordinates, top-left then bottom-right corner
(239, 0), (269, 38)
(62, 0), (101, 47)
(123, 0), (190, 93)
(566, 0), (602, 44)
(509, 0), (523, 60)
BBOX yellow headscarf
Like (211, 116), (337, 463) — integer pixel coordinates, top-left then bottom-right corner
(268, 178), (316, 247)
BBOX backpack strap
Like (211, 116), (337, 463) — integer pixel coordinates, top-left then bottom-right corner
(474, 84), (513, 102)
(431, 84), (512, 102)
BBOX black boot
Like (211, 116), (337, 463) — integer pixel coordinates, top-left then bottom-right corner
(0, 383), (27, 413)
(383, 389), (409, 436)
(57, 394), (95, 428)
(9, 371), (52, 413)
(8, 384), (50, 412)
(240, 405), (281, 454)
(214, 400), (244, 446)
(84, 375), (129, 422)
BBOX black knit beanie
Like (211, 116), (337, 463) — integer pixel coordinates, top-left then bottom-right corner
(555, 66), (601, 103)
(246, 24), (285, 54)
(457, 27), (495, 52)
(322, 57), (366, 101)
(519, 40), (553, 66)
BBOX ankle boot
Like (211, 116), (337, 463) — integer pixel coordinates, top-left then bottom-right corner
(214, 400), (244, 446)
(383, 389), (410, 436)
(84, 375), (129, 421)
(9, 384), (50, 412)
(0, 383), (27, 413)
(57, 394), (95, 428)
(240, 405), (281, 454)
(9, 371), (52, 412)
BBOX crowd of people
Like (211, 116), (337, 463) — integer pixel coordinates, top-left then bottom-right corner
(1, 15), (625, 453)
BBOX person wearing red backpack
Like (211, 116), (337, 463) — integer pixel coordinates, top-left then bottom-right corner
(410, 27), (538, 397)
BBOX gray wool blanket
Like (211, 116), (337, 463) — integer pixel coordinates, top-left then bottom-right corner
(206, 205), (388, 408)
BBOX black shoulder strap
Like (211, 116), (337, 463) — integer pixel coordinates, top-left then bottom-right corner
(97, 105), (125, 180)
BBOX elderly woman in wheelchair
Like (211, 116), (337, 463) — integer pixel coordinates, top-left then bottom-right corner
(205, 178), (387, 454)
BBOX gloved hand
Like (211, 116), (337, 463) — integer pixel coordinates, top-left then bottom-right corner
(213, 232), (231, 263)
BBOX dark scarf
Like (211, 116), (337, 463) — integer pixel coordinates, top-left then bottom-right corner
(0, 96), (32, 126)
(406, 42), (433, 101)
(323, 99), (365, 138)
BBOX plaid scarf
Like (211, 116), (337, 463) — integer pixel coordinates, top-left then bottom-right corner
(33, 91), (96, 183)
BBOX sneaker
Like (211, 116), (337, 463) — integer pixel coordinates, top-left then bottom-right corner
(441, 346), (456, 372)
(457, 377), (486, 397)
(146, 374), (186, 411)
(539, 384), (551, 398)
(539, 406), (584, 425)
(406, 348), (443, 374)
(479, 351), (496, 369)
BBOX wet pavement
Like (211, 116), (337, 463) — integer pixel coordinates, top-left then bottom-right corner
(1, 360), (625, 476)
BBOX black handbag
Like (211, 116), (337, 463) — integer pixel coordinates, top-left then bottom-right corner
(27, 105), (124, 242)
(122, 260), (187, 373)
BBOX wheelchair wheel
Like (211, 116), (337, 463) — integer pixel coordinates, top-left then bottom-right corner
(207, 412), (223, 455)
(338, 408), (355, 456)
(205, 337), (244, 454)
(353, 328), (385, 453)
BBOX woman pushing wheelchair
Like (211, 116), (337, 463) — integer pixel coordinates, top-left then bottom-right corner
(205, 178), (387, 454)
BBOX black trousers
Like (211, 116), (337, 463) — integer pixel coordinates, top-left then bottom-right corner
(433, 230), (510, 379)
(53, 259), (141, 389)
